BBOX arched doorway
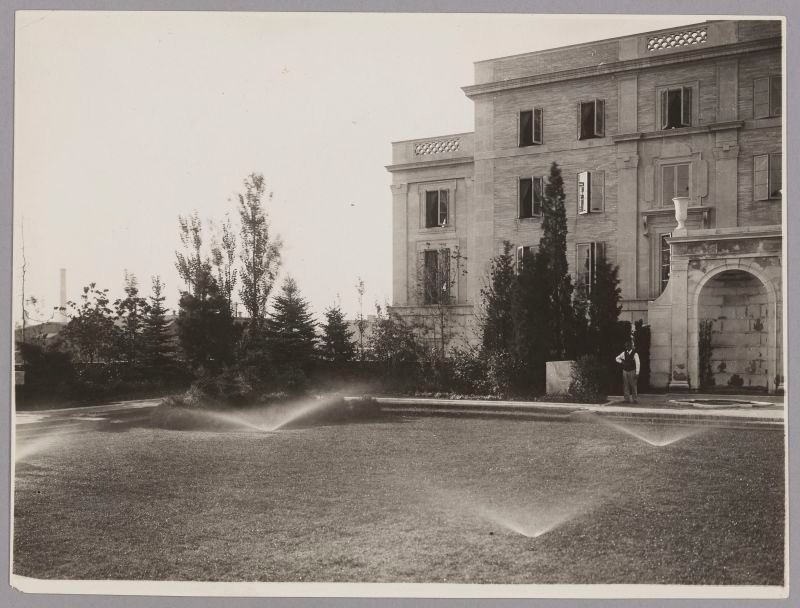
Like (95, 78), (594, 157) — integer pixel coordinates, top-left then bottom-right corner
(696, 269), (772, 391)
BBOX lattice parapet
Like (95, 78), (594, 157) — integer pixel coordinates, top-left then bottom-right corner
(414, 138), (461, 156)
(647, 28), (708, 52)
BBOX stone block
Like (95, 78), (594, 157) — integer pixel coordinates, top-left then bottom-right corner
(546, 360), (575, 396)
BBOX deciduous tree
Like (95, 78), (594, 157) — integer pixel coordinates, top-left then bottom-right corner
(238, 173), (282, 325)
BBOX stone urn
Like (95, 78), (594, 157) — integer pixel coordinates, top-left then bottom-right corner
(672, 196), (690, 234)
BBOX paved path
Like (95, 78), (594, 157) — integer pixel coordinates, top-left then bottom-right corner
(370, 394), (785, 429)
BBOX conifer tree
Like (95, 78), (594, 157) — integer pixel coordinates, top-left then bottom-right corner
(142, 275), (173, 369)
(539, 161), (574, 359)
(479, 241), (516, 354)
(587, 253), (622, 361)
(264, 276), (318, 372)
(177, 267), (236, 371)
(320, 303), (356, 364)
(115, 272), (149, 364)
(510, 248), (552, 394)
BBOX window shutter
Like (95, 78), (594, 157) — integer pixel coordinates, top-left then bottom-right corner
(516, 111), (521, 146)
(681, 86), (692, 126)
(576, 243), (590, 294)
(769, 154), (782, 198)
(440, 249), (451, 301)
(425, 191), (438, 227)
(533, 177), (543, 216)
(516, 246), (523, 272)
(438, 189), (449, 226)
(591, 171), (604, 212)
(770, 76), (782, 117)
(594, 241), (606, 262)
(644, 165), (654, 203)
(594, 99), (605, 136)
(660, 89), (668, 129)
(754, 77), (770, 119)
(533, 108), (543, 144)
(577, 171), (590, 214)
(676, 164), (690, 198)
(577, 102), (582, 139)
(661, 165), (675, 207)
(753, 154), (769, 201)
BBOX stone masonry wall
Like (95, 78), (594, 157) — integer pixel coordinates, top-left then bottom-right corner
(699, 271), (770, 389)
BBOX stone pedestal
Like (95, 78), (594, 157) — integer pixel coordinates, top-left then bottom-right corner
(546, 360), (575, 395)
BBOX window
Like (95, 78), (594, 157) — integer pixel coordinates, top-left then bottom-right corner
(575, 242), (605, 298)
(660, 234), (671, 294)
(753, 154), (782, 200)
(754, 75), (781, 119)
(578, 99), (605, 140)
(519, 177), (544, 218)
(515, 245), (535, 273)
(424, 189), (449, 228)
(660, 86), (692, 129)
(661, 163), (690, 206)
(577, 171), (604, 214)
(519, 108), (543, 146)
(423, 249), (451, 305)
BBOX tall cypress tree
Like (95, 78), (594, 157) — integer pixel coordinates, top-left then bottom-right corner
(539, 161), (575, 359)
(264, 276), (318, 373)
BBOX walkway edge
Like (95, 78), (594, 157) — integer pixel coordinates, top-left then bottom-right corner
(362, 397), (785, 429)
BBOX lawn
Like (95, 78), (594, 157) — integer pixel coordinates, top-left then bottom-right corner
(13, 413), (785, 585)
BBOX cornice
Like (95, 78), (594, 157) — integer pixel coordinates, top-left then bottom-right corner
(613, 121), (744, 143)
(462, 37), (780, 98)
(385, 157), (474, 173)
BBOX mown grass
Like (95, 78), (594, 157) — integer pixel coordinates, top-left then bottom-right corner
(13, 415), (784, 584)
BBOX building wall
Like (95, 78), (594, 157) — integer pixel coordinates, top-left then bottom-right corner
(389, 20), (783, 358)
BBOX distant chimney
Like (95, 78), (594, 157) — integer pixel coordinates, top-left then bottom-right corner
(59, 268), (67, 315)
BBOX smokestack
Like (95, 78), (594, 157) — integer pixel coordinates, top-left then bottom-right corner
(59, 268), (67, 316)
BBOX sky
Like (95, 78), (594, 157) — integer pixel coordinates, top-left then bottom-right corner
(13, 11), (701, 323)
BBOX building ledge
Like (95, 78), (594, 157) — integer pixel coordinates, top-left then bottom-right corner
(667, 225), (782, 243)
(614, 121), (744, 142)
(641, 206), (712, 235)
(385, 156), (474, 173)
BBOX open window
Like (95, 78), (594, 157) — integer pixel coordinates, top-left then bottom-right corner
(660, 87), (692, 129)
(754, 154), (782, 200)
(423, 249), (451, 305)
(519, 177), (544, 218)
(754, 75), (781, 119)
(578, 99), (605, 140)
(577, 171), (605, 214)
(576, 242), (605, 298)
(515, 245), (535, 273)
(661, 163), (690, 206)
(424, 189), (450, 228)
(519, 108), (543, 146)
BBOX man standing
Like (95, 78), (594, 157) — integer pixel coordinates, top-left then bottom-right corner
(615, 339), (640, 403)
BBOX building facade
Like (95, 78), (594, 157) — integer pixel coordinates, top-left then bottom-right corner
(387, 20), (783, 393)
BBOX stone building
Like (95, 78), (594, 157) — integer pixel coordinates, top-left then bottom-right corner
(387, 20), (783, 393)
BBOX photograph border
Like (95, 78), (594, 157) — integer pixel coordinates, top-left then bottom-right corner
(1, 0), (796, 606)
